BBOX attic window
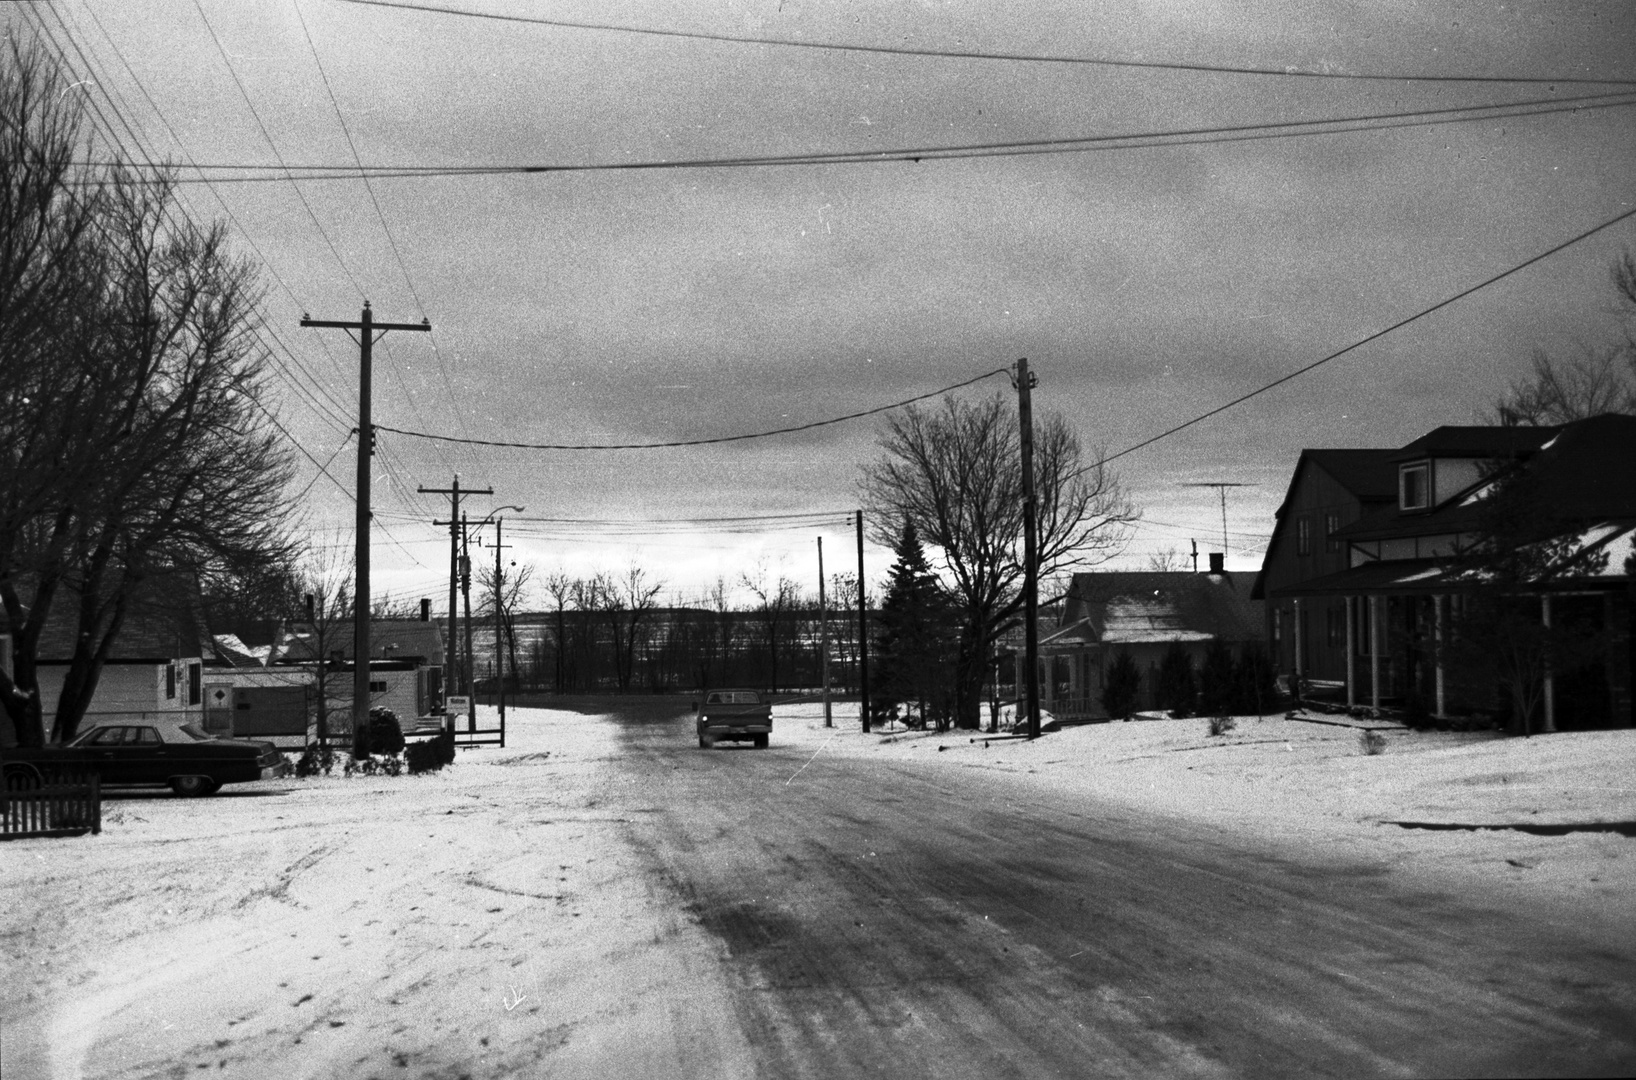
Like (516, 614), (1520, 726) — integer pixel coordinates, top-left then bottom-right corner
(1399, 462), (1430, 510)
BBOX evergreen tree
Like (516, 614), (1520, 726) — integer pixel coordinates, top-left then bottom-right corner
(873, 521), (955, 729)
(1102, 651), (1141, 720)
(1198, 640), (1238, 716)
(1155, 641), (1196, 716)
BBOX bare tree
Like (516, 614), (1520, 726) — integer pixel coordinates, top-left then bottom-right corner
(862, 393), (1135, 728)
(290, 538), (353, 747)
(1493, 250), (1636, 426)
(1146, 546), (1188, 572)
(1493, 344), (1636, 426)
(741, 562), (802, 692)
(602, 565), (662, 691)
(478, 559), (535, 693)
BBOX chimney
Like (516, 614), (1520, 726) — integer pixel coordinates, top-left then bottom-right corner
(1208, 552), (1225, 575)
(420, 598), (431, 622)
(304, 593), (314, 622)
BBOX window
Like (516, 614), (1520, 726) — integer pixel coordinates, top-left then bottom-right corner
(88, 727), (129, 746)
(1324, 511), (1341, 553)
(187, 662), (202, 706)
(1296, 515), (1312, 556)
(1326, 608), (1344, 648)
(165, 663), (177, 700)
(369, 680), (388, 693)
(135, 727), (161, 745)
(1400, 463), (1430, 510)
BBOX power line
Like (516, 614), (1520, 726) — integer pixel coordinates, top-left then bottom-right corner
(376, 367), (1010, 450)
(68, 1), (368, 433)
(188, 0), (368, 299)
(289, 0), (482, 478)
(1083, 202), (1636, 474)
(130, 91), (1636, 183)
(288, 432), (355, 502)
(336, 0), (1636, 87)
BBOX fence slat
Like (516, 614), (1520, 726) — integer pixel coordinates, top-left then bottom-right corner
(1, 770), (103, 841)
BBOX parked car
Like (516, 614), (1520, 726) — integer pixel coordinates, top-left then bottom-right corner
(695, 689), (772, 748)
(2, 721), (291, 796)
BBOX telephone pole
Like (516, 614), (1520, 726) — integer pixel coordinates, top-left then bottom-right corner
(425, 475), (493, 722)
(1015, 358), (1041, 740)
(301, 302), (430, 751)
(856, 510), (870, 733)
(489, 517), (513, 727)
(818, 536), (831, 729)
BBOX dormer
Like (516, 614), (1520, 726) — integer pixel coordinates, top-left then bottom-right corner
(1398, 460), (1431, 511)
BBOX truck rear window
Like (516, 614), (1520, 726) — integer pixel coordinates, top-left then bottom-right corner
(705, 691), (761, 705)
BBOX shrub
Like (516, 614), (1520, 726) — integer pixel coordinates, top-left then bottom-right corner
(1208, 714), (1237, 737)
(359, 707), (406, 757)
(406, 729), (456, 774)
(1359, 729), (1387, 755)
(293, 745), (336, 777)
(344, 753), (404, 777)
(1154, 642), (1196, 716)
(1101, 651), (1141, 720)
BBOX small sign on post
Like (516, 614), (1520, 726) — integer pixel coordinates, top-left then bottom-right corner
(446, 695), (473, 733)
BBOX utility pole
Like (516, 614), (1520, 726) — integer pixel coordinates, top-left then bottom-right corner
(461, 511), (475, 721)
(425, 475), (493, 728)
(856, 510), (870, 733)
(301, 302), (430, 752)
(490, 517), (513, 730)
(1015, 358), (1041, 740)
(1181, 482), (1256, 562)
(818, 536), (831, 729)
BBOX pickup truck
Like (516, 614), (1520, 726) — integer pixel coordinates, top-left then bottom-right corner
(695, 689), (772, 749)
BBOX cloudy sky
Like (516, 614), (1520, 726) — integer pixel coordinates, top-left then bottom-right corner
(9, 0), (1635, 609)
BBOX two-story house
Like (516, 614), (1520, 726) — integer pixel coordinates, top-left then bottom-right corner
(1252, 449), (1398, 696)
(1257, 414), (1635, 729)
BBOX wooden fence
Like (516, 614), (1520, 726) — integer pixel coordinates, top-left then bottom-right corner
(1, 765), (102, 840)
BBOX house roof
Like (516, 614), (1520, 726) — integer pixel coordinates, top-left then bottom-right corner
(21, 572), (210, 663)
(1339, 413), (1636, 542)
(1043, 571), (1263, 650)
(1300, 449), (1400, 504)
(1391, 423), (1558, 462)
(274, 618), (445, 665)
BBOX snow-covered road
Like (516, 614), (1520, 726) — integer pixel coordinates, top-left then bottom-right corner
(4, 703), (1633, 1078)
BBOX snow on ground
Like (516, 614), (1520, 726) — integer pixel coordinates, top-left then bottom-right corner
(772, 702), (1636, 939)
(3, 701), (1631, 1078)
(1, 708), (755, 1080)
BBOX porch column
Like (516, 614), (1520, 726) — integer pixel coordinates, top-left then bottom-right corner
(1434, 594), (1446, 718)
(1293, 598), (1304, 681)
(1541, 594), (1557, 733)
(1369, 594), (1382, 713)
(1345, 595), (1356, 708)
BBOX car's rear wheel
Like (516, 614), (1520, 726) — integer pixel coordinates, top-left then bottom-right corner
(170, 775), (218, 797)
(753, 734), (769, 749)
(699, 733), (713, 749)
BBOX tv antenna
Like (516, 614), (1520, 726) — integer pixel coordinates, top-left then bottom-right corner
(1181, 482), (1257, 560)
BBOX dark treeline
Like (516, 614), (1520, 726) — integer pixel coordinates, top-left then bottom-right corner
(477, 573), (865, 696)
